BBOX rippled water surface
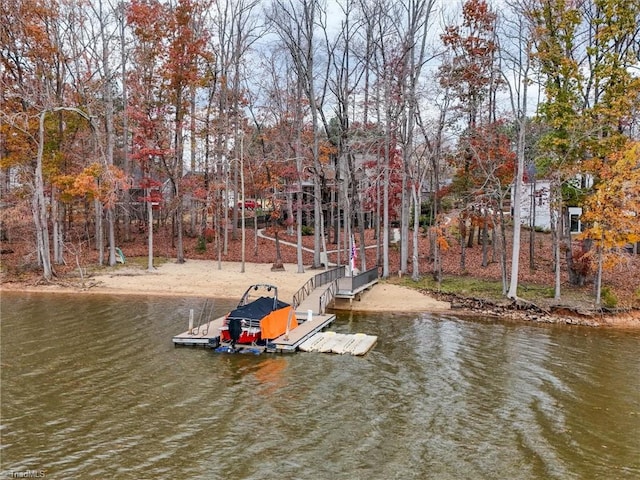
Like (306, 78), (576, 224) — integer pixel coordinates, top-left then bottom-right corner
(1, 292), (639, 479)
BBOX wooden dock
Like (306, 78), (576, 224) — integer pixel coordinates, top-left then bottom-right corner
(172, 266), (379, 354)
(269, 311), (336, 353)
(172, 315), (226, 347)
(171, 310), (336, 353)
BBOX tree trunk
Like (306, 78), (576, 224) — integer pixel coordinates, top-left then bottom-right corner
(481, 213), (489, 267)
(173, 89), (185, 263)
(176, 202), (185, 264)
(100, 7), (117, 268)
(508, 120), (526, 297)
(95, 199), (104, 266)
(459, 216), (467, 272)
(411, 186), (421, 281)
(296, 192), (304, 273)
(381, 94), (391, 278)
(253, 212), (258, 258)
(107, 207), (116, 266)
(272, 231), (285, 271)
(120, 5), (131, 243)
(147, 190), (154, 271)
(595, 241), (603, 307)
(400, 173), (409, 274)
(216, 189), (222, 270)
(32, 122), (53, 281)
(467, 222), (475, 248)
(552, 194), (562, 300)
(52, 186), (64, 265)
(529, 179), (536, 272)
(499, 209), (508, 295)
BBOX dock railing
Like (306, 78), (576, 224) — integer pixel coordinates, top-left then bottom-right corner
(292, 266), (345, 309)
(344, 267), (380, 292)
(318, 280), (339, 314)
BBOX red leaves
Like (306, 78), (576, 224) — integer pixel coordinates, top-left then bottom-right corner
(450, 120), (516, 201)
(440, 0), (498, 98)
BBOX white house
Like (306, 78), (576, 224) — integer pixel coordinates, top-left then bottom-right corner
(512, 179), (584, 233)
(514, 179), (552, 231)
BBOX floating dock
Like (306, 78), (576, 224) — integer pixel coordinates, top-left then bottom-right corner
(171, 311), (336, 353)
(298, 332), (377, 356)
(172, 266), (378, 355)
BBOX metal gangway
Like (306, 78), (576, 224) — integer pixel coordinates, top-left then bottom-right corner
(292, 265), (380, 314)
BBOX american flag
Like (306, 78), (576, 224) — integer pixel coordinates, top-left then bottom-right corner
(350, 235), (357, 269)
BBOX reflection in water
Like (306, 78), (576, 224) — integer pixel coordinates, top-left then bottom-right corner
(1, 292), (639, 479)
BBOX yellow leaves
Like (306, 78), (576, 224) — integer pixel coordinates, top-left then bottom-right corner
(53, 163), (129, 205)
(73, 172), (100, 198)
(580, 141), (640, 263)
(318, 142), (337, 165)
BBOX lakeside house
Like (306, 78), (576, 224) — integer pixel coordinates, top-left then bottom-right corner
(512, 178), (584, 234)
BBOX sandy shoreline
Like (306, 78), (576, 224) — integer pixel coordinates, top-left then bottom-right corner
(0, 260), (451, 314)
(3, 260), (638, 328)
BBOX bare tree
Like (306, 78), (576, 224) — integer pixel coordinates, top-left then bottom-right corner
(500, 0), (535, 299)
(267, 0), (327, 272)
(397, 0), (438, 277)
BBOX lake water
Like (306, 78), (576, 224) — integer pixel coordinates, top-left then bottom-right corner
(1, 292), (639, 479)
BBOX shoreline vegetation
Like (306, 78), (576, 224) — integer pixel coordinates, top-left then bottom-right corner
(2, 257), (638, 329)
(2, 223), (639, 329)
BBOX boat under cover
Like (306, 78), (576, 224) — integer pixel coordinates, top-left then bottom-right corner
(219, 284), (298, 347)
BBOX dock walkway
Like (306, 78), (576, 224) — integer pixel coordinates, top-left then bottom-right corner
(334, 267), (379, 306)
(172, 266), (379, 354)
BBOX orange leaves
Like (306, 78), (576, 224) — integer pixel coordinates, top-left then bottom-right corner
(53, 163), (129, 206)
(437, 233), (450, 253)
(579, 141), (640, 262)
(318, 140), (337, 165)
(429, 221), (452, 253)
(128, 0), (211, 95)
(439, 0), (498, 104)
(127, 0), (167, 44)
(450, 120), (516, 199)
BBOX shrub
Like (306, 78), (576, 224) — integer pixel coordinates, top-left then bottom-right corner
(203, 227), (215, 242)
(196, 236), (207, 253)
(600, 286), (618, 309)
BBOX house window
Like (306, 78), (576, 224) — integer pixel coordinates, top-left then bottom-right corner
(568, 207), (582, 233)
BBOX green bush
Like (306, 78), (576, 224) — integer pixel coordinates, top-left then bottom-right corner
(600, 286), (618, 309)
(419, 214), (432, 228)
(440, 197), (454, 213)
(196, 236), (207, 253)
(301, 225), (314, 236)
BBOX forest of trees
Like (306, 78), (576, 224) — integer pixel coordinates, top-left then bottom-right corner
(1, 0), (639, 307)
